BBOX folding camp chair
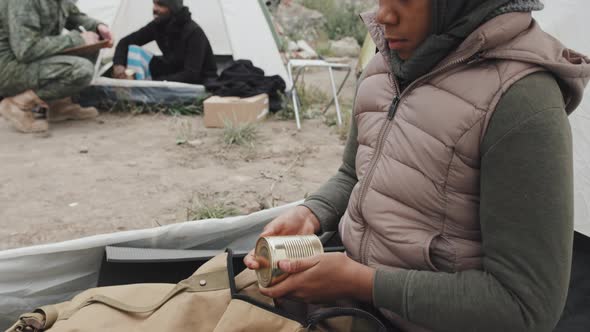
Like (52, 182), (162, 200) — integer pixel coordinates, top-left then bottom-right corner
(287, 59), (352, 130)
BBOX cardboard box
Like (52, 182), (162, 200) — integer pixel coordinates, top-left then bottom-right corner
(203, 94), (269, 128)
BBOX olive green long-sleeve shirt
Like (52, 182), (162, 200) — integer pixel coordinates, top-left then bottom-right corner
(302, 72), (574, 332)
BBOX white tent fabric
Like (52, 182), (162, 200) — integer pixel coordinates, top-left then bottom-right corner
(0, 201), (300, 329)
(76, 0), (290, 87)
(534, 1), (590, 237)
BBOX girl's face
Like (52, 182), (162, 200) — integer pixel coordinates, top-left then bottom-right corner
(377, 0), (433, 60)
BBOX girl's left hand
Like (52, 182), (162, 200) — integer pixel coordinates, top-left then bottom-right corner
(259, 253), (375, 304)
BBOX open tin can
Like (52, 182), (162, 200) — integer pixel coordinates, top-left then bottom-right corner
(255, 235), (324, 287)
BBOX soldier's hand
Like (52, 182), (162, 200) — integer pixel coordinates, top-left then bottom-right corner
(113, 65), (127, 79)
(81, 31), (100, 46)
(97, 24), (114, 48)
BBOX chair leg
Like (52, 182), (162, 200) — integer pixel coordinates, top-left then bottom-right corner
(293, 89), (301, 130)
(328, 67), (343, 127)
(287, 63), (302, 130)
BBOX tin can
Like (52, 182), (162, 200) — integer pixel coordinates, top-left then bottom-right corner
(255, 235), (324, 287)
(124, 69), (136, 80)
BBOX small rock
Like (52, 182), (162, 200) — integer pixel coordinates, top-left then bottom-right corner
(265, 0), (281, 12)
(329, 37), (361, 57)
(287, 40), (319, 59)
(275, 2), (325, 41)
(188, 139), (204, 147)
(243, 200), (263, 214)
(247, 206), (262, 214)
(287, 40), (299, 52)
(34, 131), (52, 139)
(230, 175), (253, 183)
(69, 202), (79, 207)
(79, 147), (89, 154)
(270, 146), (283, 154)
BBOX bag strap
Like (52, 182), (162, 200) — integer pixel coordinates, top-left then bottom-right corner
(6, 312), (46, 332)
(226, 249), (304, 323)
(225, 249), (398, 332)
(306, 307), (398, 332)
(60, 269), (229, 320)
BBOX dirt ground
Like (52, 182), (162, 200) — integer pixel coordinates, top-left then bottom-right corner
(0, 68), (356, 251)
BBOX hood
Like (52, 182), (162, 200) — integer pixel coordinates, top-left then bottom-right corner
(362, 11), (590, 114)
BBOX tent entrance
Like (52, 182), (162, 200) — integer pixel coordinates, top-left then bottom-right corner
(76, 0), (290, 109)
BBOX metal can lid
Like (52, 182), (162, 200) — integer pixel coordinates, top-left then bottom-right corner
(255, 237), (273, 287)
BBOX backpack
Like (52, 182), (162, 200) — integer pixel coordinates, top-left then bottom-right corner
(7, 250), (391, 332)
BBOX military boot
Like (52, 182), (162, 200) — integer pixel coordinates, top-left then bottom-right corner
(47, 97), (99, 122)
(0, 90), (49, 133)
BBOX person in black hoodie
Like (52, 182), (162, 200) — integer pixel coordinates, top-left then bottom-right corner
(112, 0), (217, 84)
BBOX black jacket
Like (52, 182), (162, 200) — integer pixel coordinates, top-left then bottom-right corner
(113, 7), (217, 84)
(204, 60), (286, 112)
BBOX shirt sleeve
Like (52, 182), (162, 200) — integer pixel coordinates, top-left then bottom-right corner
(8, 0), (84, 63)
(301, 112), (359, 232)
(112, 23), (157, 67)
(65, 2), (103, 32)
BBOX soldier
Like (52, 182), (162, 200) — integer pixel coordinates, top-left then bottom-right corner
(0, 0), (114, 133)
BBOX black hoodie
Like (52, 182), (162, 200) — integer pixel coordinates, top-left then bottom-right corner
(113, 7), (218, 84)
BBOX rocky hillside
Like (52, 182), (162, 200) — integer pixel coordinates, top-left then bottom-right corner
(272, 0), (375, 58)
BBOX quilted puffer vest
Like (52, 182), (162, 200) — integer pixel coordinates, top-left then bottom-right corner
(340, 12), (589, 274)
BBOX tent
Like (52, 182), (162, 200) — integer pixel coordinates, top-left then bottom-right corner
(75, 0), (291, 105)
(535, 1), (590, 238)
(1, 2), (590, 330)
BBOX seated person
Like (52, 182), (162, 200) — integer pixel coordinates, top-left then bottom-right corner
(112, 0), (218, 84)
(0, 0), (112, 133)
(245, 0), (588, 331)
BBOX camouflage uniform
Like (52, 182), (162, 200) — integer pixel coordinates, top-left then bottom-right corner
(0, 0), (102, 101)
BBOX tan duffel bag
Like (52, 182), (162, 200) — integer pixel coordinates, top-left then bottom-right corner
(6, 250), (390, 332)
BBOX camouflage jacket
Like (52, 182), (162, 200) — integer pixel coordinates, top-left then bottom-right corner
(0, 0), (101, 65)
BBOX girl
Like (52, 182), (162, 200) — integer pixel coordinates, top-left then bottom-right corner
(246, 1), (590, 331)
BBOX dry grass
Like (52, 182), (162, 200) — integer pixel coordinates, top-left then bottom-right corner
(175, 119), (196, 145)
(324, 99), (353, 141)
(222, 120), (260, 147)
(315, 40), (334, 58)
(276, 82), (330, 121)
(186, 194), (239, 220)
(103, 89), (208, 116)
(300, 0), (369, 46)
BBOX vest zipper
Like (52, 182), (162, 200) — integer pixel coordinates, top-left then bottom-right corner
(357, 77), (401, 264)
(356, 48), (484, 265)
(387, 96), (401, 120)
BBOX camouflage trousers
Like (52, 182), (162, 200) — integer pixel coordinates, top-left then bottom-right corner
(0, 53), (96, 101)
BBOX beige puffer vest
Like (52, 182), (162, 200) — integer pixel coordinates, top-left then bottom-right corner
(339, 12), (590, 274)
